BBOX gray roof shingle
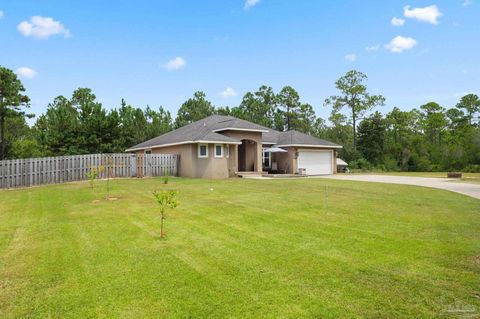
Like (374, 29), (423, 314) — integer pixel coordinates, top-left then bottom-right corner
(126, 115), (243, 151)
(275, 130), (341, 147)
(209, 116), (269, 132)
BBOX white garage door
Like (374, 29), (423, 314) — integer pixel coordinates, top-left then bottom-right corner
(297, 151), (333, 175)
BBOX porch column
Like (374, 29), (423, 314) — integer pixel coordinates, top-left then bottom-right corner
(256, 142), (262, 172)
(234, 144), (239, 173)
(333, 149), (337, 174)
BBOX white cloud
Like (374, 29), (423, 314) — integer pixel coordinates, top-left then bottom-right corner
(0, 11), (4, 19)
(17, 16), (71, 39)
(244, 0), (260, 9)
(462, 0), (473, 6)
(220, 87), (237, 98)
(365, 44), (380, 52)
(345, 53), (357, 62)
(385, 36), (417, 53)
(164, 57), (186, 71)
(403, 5), (443, 25)
(15, 67), (37, 79)
(391, 17), (405, 26)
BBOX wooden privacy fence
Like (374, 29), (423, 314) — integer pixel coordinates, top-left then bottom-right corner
(0, 153), (179, 189)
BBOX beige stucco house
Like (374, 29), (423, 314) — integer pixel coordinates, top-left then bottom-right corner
(126, 115), (342, 179)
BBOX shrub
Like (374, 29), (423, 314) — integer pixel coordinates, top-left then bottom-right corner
(163, 167), (170, 184)
(383, 156), (400, 171)
(350, 158), (372, 171)
(407, 154), (432, 172)
(463, 165), (480, 173)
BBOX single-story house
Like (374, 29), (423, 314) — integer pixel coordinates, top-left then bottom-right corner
(126, 115), (342, 179)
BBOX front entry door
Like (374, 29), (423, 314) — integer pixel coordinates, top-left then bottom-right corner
(238, 141), (246, 171)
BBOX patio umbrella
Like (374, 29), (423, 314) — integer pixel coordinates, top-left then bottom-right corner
(264, 147), (288, 153)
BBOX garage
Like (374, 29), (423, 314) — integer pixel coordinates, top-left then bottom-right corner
(297, 150), (333, 175)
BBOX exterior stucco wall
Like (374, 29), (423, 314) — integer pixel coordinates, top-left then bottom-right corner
(133, 137), (339, 177)
(137, 143), (232, 178)
(227, 144), (238, 177)
(272, 147), (339, 174)
(273, 148), (297, 174)
(191, 144), (229, 179)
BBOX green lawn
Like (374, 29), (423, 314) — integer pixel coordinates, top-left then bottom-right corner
(358, 171), (480, 184)
(1, 178), (479, 318)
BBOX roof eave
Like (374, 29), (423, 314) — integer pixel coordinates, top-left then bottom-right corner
(275, 144), (343, 149)
(196, 140), (242, 145)
(125, 140), (242, 152)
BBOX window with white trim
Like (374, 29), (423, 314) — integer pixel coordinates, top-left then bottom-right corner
(215, 144), (223, 158)
(262, 148), (271, 168)
(198, 144), (208, 158)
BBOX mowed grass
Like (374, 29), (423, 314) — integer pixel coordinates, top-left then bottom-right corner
(361, 171), (480, 184)
(0, 178), (479, 318)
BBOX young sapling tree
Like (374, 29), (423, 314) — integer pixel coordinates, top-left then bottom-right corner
(153, 190), (178, 238)
(103, 156), (114, 199)
(86, 167), (98, 190)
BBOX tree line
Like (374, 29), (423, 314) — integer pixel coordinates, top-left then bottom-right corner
(1, 66), (479, 172)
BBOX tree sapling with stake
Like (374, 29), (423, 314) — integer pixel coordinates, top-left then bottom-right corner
(86, 167), (98, 190)
(153, 189), (178, 238)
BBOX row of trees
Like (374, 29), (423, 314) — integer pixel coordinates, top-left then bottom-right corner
(1, 66), (479, 171)
(355, 102), (480, 171)
(174, 86), (317, 133)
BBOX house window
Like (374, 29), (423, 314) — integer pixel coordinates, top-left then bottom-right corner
(262, 148), (271, 168)
(198, 144), (208, 158)
(215, 144), (223, 158)
(145, 149), (152, 155)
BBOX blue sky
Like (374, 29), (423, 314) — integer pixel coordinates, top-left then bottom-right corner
(0, 0), (478, 124)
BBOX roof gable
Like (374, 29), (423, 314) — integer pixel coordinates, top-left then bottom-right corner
(210, 116), (269, 132)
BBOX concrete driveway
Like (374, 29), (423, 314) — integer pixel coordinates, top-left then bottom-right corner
(317, 174), (480, 199)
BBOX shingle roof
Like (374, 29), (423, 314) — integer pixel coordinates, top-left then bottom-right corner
(275, 130), (342, 148)
(126, 115), (243, 151)
(262, 130), (281, 144)
(126, 115), (341, 151)
(209, 116), (270, 132)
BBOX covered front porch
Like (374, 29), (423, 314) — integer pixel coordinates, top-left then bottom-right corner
(235, 146), (295, 178)
(261, 146), (295, 174)
(233, 139), (263, 175)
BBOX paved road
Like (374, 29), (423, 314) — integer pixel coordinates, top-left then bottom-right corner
(317, 174), (480, 200)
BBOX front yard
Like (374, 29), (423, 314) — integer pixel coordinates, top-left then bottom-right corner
(360, 171), (480, 184)
(0, 178), (479, 318)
